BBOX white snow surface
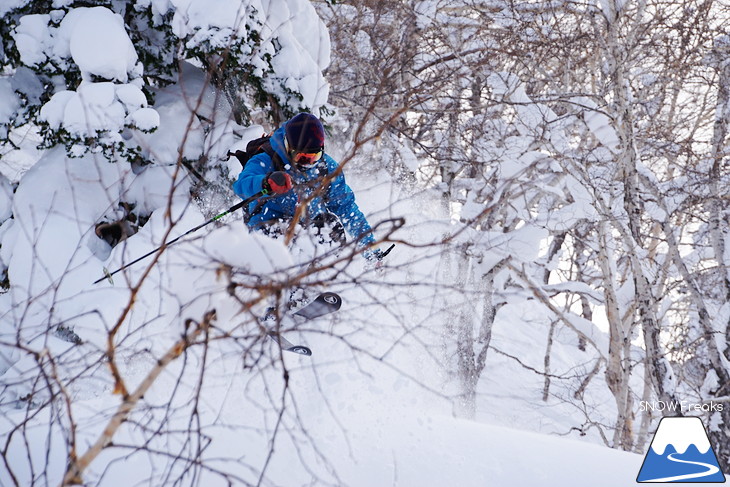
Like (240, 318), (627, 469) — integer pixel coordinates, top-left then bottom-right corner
(11, 14), (53, 67)
(0, 364), (648, 487)
(0, 138), (661, 486)
(13, 7), (140, 82)
(57, 7), (140, 82)
(0, 79), (20, 126)
(169, 0), (330, 110)
(0, 0), (26, 16)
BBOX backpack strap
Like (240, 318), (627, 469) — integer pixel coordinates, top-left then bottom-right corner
(233, 133), (285, 172)
(261, 141), (286, 172)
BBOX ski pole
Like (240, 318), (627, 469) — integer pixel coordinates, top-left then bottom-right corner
(380, 244), (395, 259)
(93, 191), (264, 285)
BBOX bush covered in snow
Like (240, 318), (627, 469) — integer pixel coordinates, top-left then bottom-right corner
(0, 0), (330, 163)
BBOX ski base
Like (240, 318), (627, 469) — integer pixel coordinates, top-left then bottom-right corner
(292, 291), (341, 319)
(263, 291), (342, 357)
(268, 332), (312, 356)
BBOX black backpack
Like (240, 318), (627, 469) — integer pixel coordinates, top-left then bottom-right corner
(230, 134), (285, 171)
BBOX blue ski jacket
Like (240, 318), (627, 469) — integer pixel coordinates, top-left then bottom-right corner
(232, 125), (376, 248)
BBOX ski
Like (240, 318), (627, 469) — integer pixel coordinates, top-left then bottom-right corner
(267, 332), (312, 356)
(292, 291), (342, 319)
(264, 291), (342, 356)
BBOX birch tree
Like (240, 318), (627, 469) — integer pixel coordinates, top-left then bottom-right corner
(321, 0), (730, 463)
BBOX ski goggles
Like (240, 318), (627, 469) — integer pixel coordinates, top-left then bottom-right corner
(290, 148), (323, 169)
(285, 137), (323, 169)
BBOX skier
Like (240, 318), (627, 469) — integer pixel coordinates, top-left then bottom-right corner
(232, 112), (384, 262)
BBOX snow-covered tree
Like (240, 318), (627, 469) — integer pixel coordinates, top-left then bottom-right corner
(320, 0), (730, 467)
(0, 0), (330, 163)
(0, 1), (343, 485)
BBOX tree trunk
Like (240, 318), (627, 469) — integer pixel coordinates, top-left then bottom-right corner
(597, 221), (635, 449)
(705, 39), (730, 473)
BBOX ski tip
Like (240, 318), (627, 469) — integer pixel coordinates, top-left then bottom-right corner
(286, 345), (312, 356)
(320, 292), (342, 311)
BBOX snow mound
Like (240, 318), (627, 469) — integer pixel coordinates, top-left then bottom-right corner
(57, 7), (140, 82)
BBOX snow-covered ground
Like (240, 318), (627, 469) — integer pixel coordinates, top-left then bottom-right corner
(0, 132), (663, 487)
(0, 145), (657, 486)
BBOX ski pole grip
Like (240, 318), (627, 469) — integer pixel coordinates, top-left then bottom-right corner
(381, 244), (395, 259)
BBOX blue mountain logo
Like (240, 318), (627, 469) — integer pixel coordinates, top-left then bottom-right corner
(637, 417), (726, 483)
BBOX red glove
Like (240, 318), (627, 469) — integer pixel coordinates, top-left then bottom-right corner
(263, 171), (293, 194)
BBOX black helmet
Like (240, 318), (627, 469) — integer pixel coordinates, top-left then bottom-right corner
(284, 113), (325, 169)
